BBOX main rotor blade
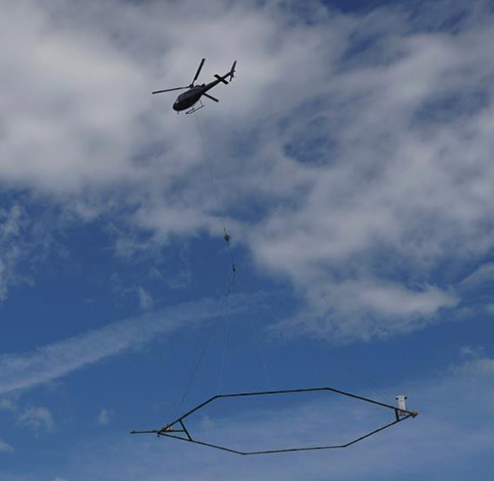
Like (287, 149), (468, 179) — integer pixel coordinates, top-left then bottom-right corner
(192, 58), (206, 85)
(152, 87), (188, 94)
(203, 93), (219, 102)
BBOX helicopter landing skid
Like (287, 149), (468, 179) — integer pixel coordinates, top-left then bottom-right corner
(186, 100), (205, 115)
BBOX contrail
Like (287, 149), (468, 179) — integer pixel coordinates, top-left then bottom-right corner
(0, 297), (225, 396)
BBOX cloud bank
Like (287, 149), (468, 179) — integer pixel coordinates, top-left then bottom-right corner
(1, 0), (494, 341)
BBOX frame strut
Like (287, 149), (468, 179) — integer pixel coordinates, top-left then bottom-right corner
(179, 420), (193, 442)
(131, 387), (418, 455)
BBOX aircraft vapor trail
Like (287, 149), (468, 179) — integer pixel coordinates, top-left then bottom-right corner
(0, 297), (225, 396)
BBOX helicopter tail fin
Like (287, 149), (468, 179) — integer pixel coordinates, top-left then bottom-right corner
(214, 61), (236, 85)
(229, 61), (236, 80)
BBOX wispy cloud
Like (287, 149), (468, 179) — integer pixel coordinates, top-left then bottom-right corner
(273, 281), (458, 343)
(137, 286), (154, 310)
(16, 406), (54, 432)
(0, 297), (228, 396)
(1, 398), (54, 432)
(0, 203), (54, 301)
(459, 263), (494, 291)
(0, 436), (14, 454)
(97, 408), (113, 426)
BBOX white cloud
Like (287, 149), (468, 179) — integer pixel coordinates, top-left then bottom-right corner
(0, 203), (54, 301)
(246, 2), (494, 339)
(460, 263), (494, 290)
(0, 437), (14, 453)
(455, 356), (494, 376)
(16, 406), (54, 432)
(137, 287), (154, 310)
(1, 0), (494, 340)
(0, 1), (148, 194)
(1, 398), (55, 432)
(97, 408), (113, 426)
(275, 281), (458, 343)
(0, 0), (327, 196)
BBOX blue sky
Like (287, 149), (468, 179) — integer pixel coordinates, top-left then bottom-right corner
(1, 0), (494, 479)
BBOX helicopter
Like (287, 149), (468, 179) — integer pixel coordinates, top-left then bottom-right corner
(152, 58), (237, 114)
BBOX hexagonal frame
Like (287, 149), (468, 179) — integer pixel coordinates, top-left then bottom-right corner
(131, 387), (418, 455)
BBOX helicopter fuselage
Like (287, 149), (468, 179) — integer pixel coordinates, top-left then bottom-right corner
(173, 77), (224, 112)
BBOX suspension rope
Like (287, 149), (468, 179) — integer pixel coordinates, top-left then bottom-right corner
(196, 112), (277, 392)
(193, 112), (275, 395)
(171, 269), (236, 421)
(170, 113), (240, 419)
(194, 113), (236, 271)
(217, 270), (235, 395)
(193, 111), (386, 406)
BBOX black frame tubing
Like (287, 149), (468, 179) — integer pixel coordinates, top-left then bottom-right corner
(131, 387), (418, 455)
